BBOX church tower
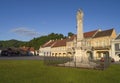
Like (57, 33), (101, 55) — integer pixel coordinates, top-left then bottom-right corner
(76, 9), (84, 42)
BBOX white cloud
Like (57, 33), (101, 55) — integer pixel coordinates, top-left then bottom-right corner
(11, 27), (41, 37)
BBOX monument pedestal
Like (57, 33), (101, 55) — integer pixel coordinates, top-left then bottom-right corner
(59, 48), (96, 69)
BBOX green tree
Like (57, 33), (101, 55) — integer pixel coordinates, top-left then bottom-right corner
(68, 32), (74, 37)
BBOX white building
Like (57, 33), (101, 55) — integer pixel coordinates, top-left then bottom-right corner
(111, 34), (120, 61)
(39, 40), (56, 56)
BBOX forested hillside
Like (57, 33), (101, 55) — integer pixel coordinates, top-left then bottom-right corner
(0, 39), (26, 48)
(0, 32), (74, 50)
(26, 33), (66, 49)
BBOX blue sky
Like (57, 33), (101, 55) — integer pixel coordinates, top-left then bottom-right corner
(0, 0), (120, 41)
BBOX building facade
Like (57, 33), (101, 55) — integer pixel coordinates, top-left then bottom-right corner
(39, 40), (56, 56)
(111, 34), (120, 61)
(90, 29), (116, 60)
(39, 9), (118, 61)
(51, 39), (67, 56)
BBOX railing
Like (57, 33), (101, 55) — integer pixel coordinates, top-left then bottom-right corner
(44, 55), (111, 70)
(44, 56), (73, 66)
(93, 46), (111, 50)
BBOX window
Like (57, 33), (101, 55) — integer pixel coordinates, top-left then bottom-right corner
(59, 53), (61, 56)
(96, 41), (98, 47)
(44, 52), (46, 56)
(88, 42), (91, 46)
(55, 53), (57, 56)
(119, 44), (120, 49)
(86, 42), (88, 46)
(98, 53), (101, 58)
(118, 54), (120, 57)
(52, 53), (54, 56)
(101, 41), (104, 47)
(103, 40), (107, 47)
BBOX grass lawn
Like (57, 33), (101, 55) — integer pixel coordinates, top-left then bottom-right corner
(0, 60), (120, 83)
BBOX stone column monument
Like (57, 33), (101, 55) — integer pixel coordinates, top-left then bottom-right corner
(74, 9), (96, 68)
(75, 9), (85, 63)
(76, 9), (84, 41)
(59, 9), (96, 68)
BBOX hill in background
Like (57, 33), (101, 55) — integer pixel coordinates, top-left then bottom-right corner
(0, 32), (74, 50)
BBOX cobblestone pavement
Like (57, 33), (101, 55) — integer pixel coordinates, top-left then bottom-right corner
(0, 56), (44, 60)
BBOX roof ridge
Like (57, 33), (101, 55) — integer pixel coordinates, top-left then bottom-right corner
(92, 29), (100, 37)
(51, 41), (57, 47)
(115, 33), (120, 40)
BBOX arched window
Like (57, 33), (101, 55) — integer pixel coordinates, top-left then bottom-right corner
(118, 54), (120, 57)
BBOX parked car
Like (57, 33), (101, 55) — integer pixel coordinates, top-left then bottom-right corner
(100, 57), (115, 62)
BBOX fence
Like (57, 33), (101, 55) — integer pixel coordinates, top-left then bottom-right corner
(44, 55), (111, 70)
(44, 56), (73, 66)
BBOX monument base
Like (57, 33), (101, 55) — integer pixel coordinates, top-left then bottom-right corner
(58, 49), (97, 69)
(58, 61), (96, 69)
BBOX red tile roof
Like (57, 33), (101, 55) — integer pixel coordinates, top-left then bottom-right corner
(43, 30), (98, 47)
(41, 29), (114, 48)
(67, 30), (98, 42)
(52, 39), (67, 47)
(93, 28), (114, 38)
(20, 46), (35, 51)
(42, 40), (56, 47)
(41, 39), (69, 48)
(84, 30), (98, 38)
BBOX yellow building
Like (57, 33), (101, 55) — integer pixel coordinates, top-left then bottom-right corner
(39, 40), (56, 56)
(39, 9), (117, 61)
(39, 39), (67, 57)
(51, 39), (67, 56)
(91, 28), (116, 60)
(40, 28), (117, 60)
(66, 35), (76, 56)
